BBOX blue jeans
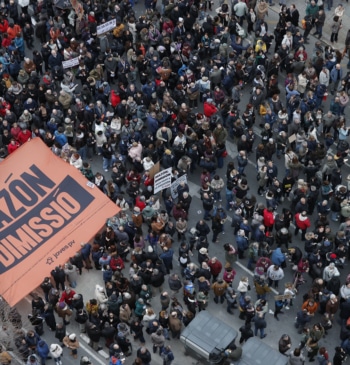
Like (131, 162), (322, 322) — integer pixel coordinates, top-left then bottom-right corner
(331, 211), (339, 221)
(203, 209), (211, 220)
(254, 325), (265, 338)
(213, 191), (222, 201)
(103, 157), (111, 170)
(103, 155), (116, 170)
(238, 166), (245, 175)
(247, 258), (255, 270)
(316, 24), (323, 37)
(78, 145), (87, 160)
(226, 189), (233, 210)
(217, 156), (224, 168)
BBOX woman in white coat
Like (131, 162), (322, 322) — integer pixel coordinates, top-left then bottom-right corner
(49, 344), (63, 365)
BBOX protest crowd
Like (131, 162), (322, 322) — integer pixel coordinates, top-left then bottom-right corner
(3, 0), (350, 364)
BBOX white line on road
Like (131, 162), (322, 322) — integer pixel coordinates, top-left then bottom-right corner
(23, 296), (107, 365)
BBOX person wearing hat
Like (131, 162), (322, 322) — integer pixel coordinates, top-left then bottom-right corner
(80, 356), (92, 365)
(56, 301), (73, 325)
(63, 334), (79, 358)
(50, 343), (63, 365)
(26, 354), (40, 365)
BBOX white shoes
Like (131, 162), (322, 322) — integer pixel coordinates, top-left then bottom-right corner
(285, 306), (290, 310)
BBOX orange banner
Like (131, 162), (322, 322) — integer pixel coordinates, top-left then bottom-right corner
(0, 138), (119, 306)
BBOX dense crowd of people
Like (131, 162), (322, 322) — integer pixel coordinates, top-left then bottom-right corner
(2, 0), (350, 364)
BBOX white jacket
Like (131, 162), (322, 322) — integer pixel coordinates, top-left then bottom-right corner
(50, 344), (63, 359)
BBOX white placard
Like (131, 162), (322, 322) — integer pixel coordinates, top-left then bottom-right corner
(153, 168), (172, 194)
(62, 57), (80, 69)
(170, 174), (187, 199)
(97, 19), (116, 35)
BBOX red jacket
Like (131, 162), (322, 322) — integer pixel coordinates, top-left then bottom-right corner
(208, 259), (223, 276)
(7, 141), (20, 154)
(110, 256), (125, 271)
(295, 213), (311, 230)
(263, 209), (274, 228)
(17, 130), (31, 145)
(110, 90), (121, 108)
(135, 196), (146, 211)
(203, 102), (218, 118)
(0, 19), (8, 33)
(60, 289), (76, 305)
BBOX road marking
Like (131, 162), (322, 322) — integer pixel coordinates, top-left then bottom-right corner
(235, 261), (279, 295)
(22, 296), (107, 365)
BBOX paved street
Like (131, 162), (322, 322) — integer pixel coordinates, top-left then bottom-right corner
(4, 0), (350, 364)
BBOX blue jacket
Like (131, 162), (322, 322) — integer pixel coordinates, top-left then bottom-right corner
(236, 235), (248, 251)
(230, 35), (249, 55)
(37, 341), (50, 358)
(330, 66), (343, 82)
(271, 248), (286, 266)
(160, 249), (174, 267)
(81, 243), (91, 260)
(146, 115), (159, 135)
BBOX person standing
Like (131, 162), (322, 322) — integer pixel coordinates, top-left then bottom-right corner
(237, 151), (248, 176)
(313, 9), (325, 39)
(36, 340), (50, 365)
(289, 348), (305, 365)
(208, 257), (222, 282)
(161, 346), (174, 365)
(254, 312), (267, 338)
(294, 211), (311, 241)
(202, 192), (214, 221)
(306, 324), (324, 362)
(51, 266), (66, 291)
(279, 334), (292, 355)
(330, 64), (343, 95)
(212, 278), (228, 304)
(40, 277), (53, 302)
(63, 334), (80, 359)
(267, 265), (285, 289)
(330, 16), (341, 44)
(234, 0), (248, 25)
(49, 344), (63, 365)
(150, 328), (165, 355)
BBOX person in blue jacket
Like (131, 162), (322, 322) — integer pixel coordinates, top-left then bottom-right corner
(271, 247), (286, 267)
(37, 340), (50, 365)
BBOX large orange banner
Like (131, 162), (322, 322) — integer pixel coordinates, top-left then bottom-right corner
(0, 138), (120, 306)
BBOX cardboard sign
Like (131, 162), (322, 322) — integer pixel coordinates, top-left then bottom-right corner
(97, 19), (116, 35)
(288, 134), (296, 144)
(0, 139), (119, 305)
(170, 174), (187, 199)
(62, 57), (80, 69)
(153, 168), (172, 194)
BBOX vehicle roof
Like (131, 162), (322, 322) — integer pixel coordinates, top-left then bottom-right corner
(180, 311), (238, 353)
(237, 337), (289, 365)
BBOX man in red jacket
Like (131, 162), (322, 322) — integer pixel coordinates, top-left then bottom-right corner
(60, 287), (76, 307)
(263, 207), (275, 232)
(294, 211), (311, 241)
(17, 126), (31, 144)
(208, 257), (223, 282)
